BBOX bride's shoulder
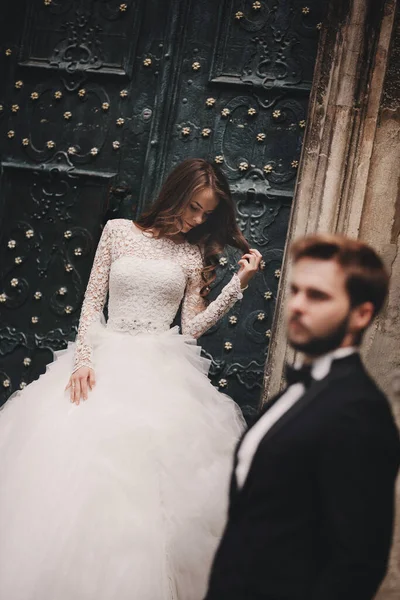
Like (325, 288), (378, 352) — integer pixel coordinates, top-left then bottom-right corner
(182, 242), (204, 268)
(103, 219), (132, 234)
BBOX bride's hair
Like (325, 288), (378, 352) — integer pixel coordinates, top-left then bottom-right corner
(137, 158), (250, 297)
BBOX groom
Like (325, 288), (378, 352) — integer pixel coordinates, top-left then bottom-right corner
(204, 234), (400, 600)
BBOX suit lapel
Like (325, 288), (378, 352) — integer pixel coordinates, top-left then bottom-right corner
(230, 389), (289, 499)
(259, 376), (331, 445)
(231, 353), (363, 501)
(234, 388), (288, 458)
(258, 353), (362, 446)
(252, 388), (288, 424)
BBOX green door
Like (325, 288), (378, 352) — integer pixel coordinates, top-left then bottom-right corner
(0, 0), (325, 416)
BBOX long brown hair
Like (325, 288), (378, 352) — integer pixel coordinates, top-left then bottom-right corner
(137, 158), (250, 296)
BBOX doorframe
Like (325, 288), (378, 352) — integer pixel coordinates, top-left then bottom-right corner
(263, 0), (398, 400)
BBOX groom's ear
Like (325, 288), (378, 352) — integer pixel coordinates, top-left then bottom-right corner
(349, 301), (375, 335)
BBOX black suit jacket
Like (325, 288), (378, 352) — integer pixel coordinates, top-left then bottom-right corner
(205, 354), (400, 600)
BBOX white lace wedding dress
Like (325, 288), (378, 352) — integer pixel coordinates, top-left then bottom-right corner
(0, 220), (245, 600)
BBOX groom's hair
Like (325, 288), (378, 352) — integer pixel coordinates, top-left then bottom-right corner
(290, 234), (389, 317)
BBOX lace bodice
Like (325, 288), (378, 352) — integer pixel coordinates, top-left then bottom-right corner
(73, 219), (243, 372)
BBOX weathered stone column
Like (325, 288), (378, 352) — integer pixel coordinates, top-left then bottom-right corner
(263, 0), (400, 597)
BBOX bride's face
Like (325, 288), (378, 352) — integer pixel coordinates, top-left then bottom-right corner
(181, 187), (219, 233)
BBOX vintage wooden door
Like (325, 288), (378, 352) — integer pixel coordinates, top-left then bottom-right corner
(0, 0), (325, 416)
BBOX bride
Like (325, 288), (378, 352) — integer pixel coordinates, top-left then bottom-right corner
(0, 158), (261, 600)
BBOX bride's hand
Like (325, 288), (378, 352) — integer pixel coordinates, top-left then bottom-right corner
(65, 367), (96, 405)
(237, 249), (262, 290)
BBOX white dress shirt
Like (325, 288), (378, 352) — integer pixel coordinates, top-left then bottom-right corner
(235, 346), (357, 490)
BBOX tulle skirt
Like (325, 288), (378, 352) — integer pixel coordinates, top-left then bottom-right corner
(0, 324), (245, 600)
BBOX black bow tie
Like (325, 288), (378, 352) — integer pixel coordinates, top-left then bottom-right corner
(285, 363), (314, 389)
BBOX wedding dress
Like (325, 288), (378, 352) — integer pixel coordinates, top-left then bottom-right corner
(0, 219), (245, 600)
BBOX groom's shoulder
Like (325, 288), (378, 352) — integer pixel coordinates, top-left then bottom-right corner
(333, 354), (385, 401)
(325, 356), (397, 434)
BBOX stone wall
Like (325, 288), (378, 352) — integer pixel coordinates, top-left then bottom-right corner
(361, 5), (400, 597)
(263, 0), (400, 597)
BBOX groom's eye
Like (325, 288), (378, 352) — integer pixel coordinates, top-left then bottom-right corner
(308, 290), (329, 301)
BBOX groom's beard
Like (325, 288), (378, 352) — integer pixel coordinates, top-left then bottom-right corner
(288, 313), (349, 358)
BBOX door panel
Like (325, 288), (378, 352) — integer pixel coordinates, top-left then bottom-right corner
(155, 0), (325, 418)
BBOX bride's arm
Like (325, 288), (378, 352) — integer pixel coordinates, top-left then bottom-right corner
(181, 250), (244, 339)
(72, 221), (113, 372)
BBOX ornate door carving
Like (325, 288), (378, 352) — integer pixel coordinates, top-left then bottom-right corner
(0, 0), (325, 416)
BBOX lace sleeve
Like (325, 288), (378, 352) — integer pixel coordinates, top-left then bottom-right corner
(72, 221), (112, 372)
(181, 250), (243, 339)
